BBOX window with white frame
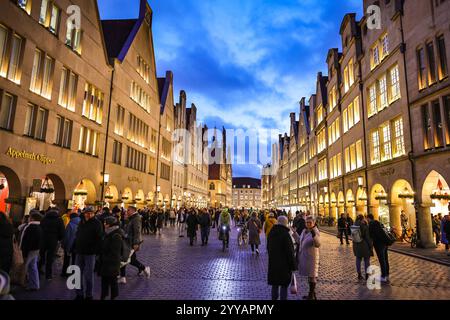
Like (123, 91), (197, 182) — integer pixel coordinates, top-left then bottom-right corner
(368, 64), (401, 117)
(318, 158), (327, 181)
(0, 90), (16, 131)
(39, 0), (61, 35)
(82, 83), (103, 124)
(58, 67), (77, 111)
(55, 115), (72, 148)
(329, 85), (337, 112)
(379, 74), (388, 111)
(317, 129), (326, 153)
(0, 25), (23, 84)
(16, 0), (32, 14)
(328, 118), (340, 145)
(344, 139), (363, 173)
(371, 33), (389, 70)
(78, 126), (99, 156)
(24, 103), (48, 141)
(30, 49), (54, 99)
(371, 130), (380, 164)
(389, 65), (401, 102)
(393, 117), (405, 157)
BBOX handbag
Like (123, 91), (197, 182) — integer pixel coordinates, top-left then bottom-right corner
(290, 274), (298, 295)
(10, 237), (26, 286)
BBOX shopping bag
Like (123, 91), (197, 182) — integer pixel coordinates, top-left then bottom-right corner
(9, 237), (26, 287)
(290, 274), (298, 295)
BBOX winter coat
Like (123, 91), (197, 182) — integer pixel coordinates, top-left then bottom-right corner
(99, 227), (123, 277)
(62, 216), (80, 252)
(20, 222), (42, 257)
(368, 220), (390, 247)
(444, 219), (450, 239)
(267, 224), (297, 286)
(247, 217), (262, 245)
(264, 217), (277, 237)
(40, 210), (65, 250)
(124, 213), (142, 247)
(186, 214), (198, 238)
(157, 212), (164, 228)
(352, 221), (373, 258)
(74, 217), (103, 255)
(219, 213), (231, 227)
(198, 213), (211, 229)
(441, 219), (449, 245)
(298, 227), (321, 278)
(337, 217), (348, 230)
(0, 217), (13, 260)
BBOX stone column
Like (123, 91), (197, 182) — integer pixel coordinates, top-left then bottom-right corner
(417, 204), (435, 248)
(389, 204), (402, 234)
(370, 205), (379, 220)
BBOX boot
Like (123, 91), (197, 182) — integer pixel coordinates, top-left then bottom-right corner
(357, 272), (363, 280)
(303, 282), (317, 300)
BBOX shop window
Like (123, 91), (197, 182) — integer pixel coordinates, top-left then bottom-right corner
(24, 103), (48, 141)
(39, 0), (61, 35)
(30, 48), (54, 100)
(58, 67), (77, 111)
(55, 115), (72, 148)
(0, 25), (23, 84)
(0, 90), (16, 131)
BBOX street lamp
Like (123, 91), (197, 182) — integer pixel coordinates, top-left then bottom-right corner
(357, 176), (364, 187)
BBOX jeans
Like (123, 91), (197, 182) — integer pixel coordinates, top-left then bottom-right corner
(251, 244), (259, 252)
(101, 276), (119, 300)
(201, 227), (210, 244)
(40, 243), (58, 278)
(178, 223), (185, 236)
(271, 285), (288, 300)
(25, 250), (40, 290)
(338, 229), (349, 244)
(75, 254), (96, 299)
(120, 251), (145, 277)
(356, 256), (370, 275)
(374, 244), (389, 278)
(61, 250), (76, 276)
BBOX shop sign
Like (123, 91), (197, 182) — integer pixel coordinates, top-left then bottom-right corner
(5, 147), (55, 165)
(128, 176), (142, 183)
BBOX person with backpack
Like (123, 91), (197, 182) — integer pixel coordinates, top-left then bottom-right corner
(351, 214), (373, 281)
(99, 217), (123, 300)
(367, 214), (391, 284)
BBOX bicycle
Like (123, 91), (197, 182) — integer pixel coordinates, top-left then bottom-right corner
(237, 223), (248, 247)
(410, 228), (418, 248)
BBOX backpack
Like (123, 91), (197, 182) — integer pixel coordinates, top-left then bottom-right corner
(350, 225), (363, 243)
(383, 228), (397, 246)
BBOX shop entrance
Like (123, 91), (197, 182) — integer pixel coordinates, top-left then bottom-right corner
(0, 166), (21, 218)
(72, 179), (97, 210)
(391, 179), (416, 230)
(371, 184), (389, 228)
(422, 170), (450, 216)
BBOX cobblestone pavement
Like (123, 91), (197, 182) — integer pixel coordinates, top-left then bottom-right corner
(12, 225), (450, 300)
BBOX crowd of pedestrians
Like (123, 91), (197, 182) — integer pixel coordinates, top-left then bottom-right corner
(1, 205), (450, 301)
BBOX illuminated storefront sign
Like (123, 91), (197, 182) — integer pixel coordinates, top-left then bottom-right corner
(5, 147), (55, 165)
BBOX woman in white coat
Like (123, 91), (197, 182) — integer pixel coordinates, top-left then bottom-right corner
(298, 216), (320, 300)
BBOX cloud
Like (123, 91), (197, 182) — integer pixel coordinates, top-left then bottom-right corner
(98, 0), (363, 178)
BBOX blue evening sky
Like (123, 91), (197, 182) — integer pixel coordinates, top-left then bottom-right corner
(97, 0), (363, 179)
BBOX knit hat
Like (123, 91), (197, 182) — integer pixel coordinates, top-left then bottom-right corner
(277, 215), (289, 227)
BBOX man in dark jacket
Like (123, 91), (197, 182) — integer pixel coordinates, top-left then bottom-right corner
(267, 216), (297, 300)
(367, 214), (390, 284)
(61, 212), (80, 277)
(198, 210), (211, 246)
(0, 212), (13, 274)
(74, 206), (103, 300)
(186, 210), (199, 246)
(337, 214), (350, 245)
(39, 209), (65, 280)
(20, 211), (43, 290)
(119, 206), (150, 284)
(294, 212), (306, 237)
(99, 217), (122, 300)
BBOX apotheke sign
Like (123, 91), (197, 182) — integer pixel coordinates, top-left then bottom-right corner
(5, 147), (55, 165)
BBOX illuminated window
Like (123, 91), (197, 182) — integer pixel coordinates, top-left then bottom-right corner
(417, 48), (427, 90)
(30, 49), (54, 99)
(127, 113), (149, 148)
(66, 24), (82, 54)
(379, 75), (388, 111)
(78, 126), (99, 156)
(137, 56), (150, 84)
(114, 105), (125, 136)
(58, 67), (78, 111)
(381, 34), (389, 59)
(16, 0), (32, 14)
(0, 26), (23, 84)
(393, 117), (405, 157)
(39, 0), (61, 35)
(126, 146), (147, 173)
(131, 81), (151, 113)
(381, 123), (392, 161)
(82, 83), (103, 124)
(345, 140), (363, 172)
(0, 90), (16, 131)
(55, 115), (72, 148)
(371, 130), (380, 164)
(368, 84), (377, 117)
(437, 35), (448, 80)
(389, 65), (401, 102)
